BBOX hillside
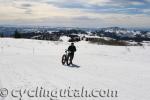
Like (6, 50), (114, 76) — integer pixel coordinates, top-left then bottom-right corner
(0, 38), (150, 100)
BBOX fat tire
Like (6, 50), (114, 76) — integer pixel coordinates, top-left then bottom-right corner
(67, 55), (71, 66)
(62, 55), (66, 65)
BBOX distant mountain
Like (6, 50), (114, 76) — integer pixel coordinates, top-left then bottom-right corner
(99, 27), (141, 37)
(0, 26), (17, 36)
(0, 26), (96, 36)
(94, 27), (150, 42)
(0, 26), (150, 42)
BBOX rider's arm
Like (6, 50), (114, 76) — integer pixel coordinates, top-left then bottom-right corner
(74, 46), (77, 52)
(68, 46), (71, 51)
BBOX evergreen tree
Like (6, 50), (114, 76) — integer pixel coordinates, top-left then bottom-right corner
(14, 30), (21, 38)
(0, 33), (4, 37)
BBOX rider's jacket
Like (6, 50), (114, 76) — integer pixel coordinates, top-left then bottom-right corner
(68, 45), (76, 54)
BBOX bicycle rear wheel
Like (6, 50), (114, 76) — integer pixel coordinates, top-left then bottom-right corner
(67, 55), (71, 66)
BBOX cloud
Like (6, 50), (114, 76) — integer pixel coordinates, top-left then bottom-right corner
(145, 0), (150, 2)
(21, 4), (33, 8)
(0, 0), (149, 28)
(142, 9), (150, 15)
(44, 0), (150, 16)
(132, 1), (144, 5)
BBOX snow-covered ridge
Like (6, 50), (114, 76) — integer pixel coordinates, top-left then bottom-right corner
(0, 26), (150, 38)
(101, 27), (149, 38)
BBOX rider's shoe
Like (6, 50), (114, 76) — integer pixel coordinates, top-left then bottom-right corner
(70, 61), (73, 65)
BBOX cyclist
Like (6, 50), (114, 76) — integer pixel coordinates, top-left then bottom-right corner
(68, 42), (77, 64)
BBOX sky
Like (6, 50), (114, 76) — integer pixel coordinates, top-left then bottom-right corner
(0, 0), (150, 28)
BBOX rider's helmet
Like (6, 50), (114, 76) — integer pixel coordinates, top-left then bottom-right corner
(71, 42), (74, 46)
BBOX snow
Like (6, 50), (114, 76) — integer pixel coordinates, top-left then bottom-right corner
(60, 36), (70, 42)
(147, 32), (150, 37)
(103, 28), (144, 38)
(0, 38), (150, 100)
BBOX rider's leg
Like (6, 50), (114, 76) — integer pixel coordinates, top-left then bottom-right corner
(70, 53), (74, 64)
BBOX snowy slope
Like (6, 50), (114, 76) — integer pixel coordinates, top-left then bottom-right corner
(0, 38), (150, 100)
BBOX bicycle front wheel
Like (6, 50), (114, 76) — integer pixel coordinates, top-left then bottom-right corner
(62, 55), (66, 65)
